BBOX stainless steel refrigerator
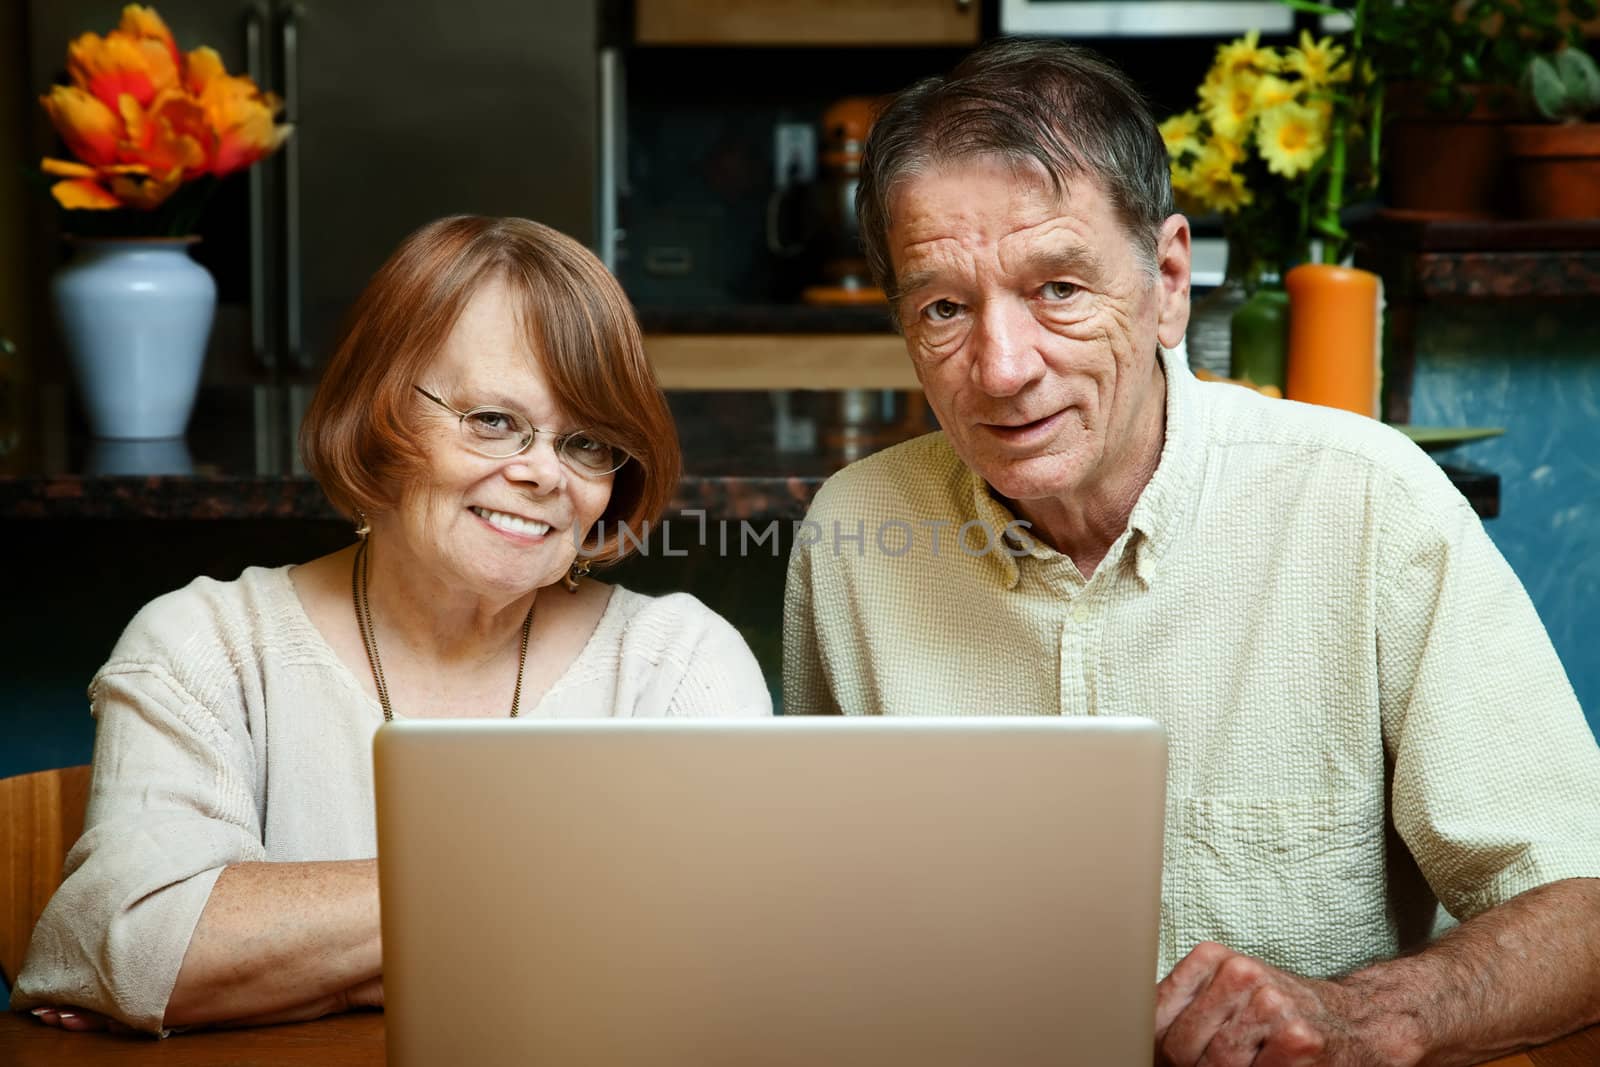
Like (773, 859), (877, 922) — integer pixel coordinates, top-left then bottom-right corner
(28, 0), (618, 401)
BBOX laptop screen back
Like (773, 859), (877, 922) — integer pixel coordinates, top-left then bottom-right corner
(375, 717), (1166, 1066)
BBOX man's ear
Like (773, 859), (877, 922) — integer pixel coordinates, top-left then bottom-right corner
(1153, 214), (1191, 350)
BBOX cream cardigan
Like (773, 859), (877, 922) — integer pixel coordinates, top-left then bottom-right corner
(14, 567), (771, 1032)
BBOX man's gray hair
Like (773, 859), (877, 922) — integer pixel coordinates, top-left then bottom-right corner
(858, 39), (1174, 304)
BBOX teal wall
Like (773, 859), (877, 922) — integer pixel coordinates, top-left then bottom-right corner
(1408, 301), (1598, 739)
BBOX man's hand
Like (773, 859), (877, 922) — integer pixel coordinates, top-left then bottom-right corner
(1154, 942), (1407, 1067)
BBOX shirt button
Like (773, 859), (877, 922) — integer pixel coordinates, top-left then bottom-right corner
(1070, 602), (1091, 624)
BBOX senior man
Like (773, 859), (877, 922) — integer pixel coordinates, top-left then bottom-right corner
(782, 38), (1600, 1067)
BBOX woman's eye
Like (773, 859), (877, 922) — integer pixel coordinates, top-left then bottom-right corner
(1042, 281), (1078, 301)
(568, 434), (603, 453)
(924, 299), (962, 322)
(466, 410), (516, 436)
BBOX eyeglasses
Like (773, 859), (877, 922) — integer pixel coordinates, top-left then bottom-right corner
(414, 386), (630, 476)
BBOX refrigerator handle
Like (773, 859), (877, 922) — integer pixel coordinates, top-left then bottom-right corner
(598, 47), (624, 273)
(245, 1), (274, 369)
(279, 2), (307, 370)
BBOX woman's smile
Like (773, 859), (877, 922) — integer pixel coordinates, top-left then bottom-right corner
(469, 504), (554, 542)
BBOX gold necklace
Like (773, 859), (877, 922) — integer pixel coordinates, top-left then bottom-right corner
(352, 537), (534, 721)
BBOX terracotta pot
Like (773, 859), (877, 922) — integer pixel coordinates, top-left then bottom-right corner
(1384, 84), (1518, 218)
(1504, 123), (1600, 220)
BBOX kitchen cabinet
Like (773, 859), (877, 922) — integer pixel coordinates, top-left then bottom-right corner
(634, 0), (979, 47)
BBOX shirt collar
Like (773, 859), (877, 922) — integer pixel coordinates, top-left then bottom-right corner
(967, 470), (1046, 590)
(961, 346), (1205, 591)
(1124, 345), (1206, 586)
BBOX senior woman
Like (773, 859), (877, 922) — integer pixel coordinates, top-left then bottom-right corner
(15, 216), (772, 1035)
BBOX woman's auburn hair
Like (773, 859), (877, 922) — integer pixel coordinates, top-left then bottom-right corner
(300, 215), (679, 565)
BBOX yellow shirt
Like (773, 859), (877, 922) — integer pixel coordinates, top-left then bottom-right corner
(783, 349), (1600, 980)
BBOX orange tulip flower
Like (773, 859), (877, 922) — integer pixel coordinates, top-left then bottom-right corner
(185, 47), (292, 177)
(41, 160), (122, 210)
(42, 159), (181, 212)
(119, 90), (210, 177)
(39, 5), (290, 213)
(40, 85), (121, 167)
(117, 4), (181, 70)
(67, 26), (179, 112)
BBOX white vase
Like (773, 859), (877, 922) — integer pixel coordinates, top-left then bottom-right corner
(85, 436), (195, 476)
(51, 238), (216, 441)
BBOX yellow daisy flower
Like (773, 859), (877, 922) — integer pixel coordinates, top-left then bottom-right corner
(1210, 30), (1279, 81)
(1284, 31), (1350, 87)
(1159, 111), (1204, 159)
(1194, 167), (1252, 215)
(1169, 160), (1199, 209)
(1205, 133), (1247, 167)
(1253, 75), (1296, 112)
(1257, 101), (1329, 178)
(1201, 71), (1260, 142)
(1190, 141), (1253, 214)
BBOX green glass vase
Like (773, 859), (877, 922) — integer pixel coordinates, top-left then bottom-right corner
(1229, 287), (1290, 391)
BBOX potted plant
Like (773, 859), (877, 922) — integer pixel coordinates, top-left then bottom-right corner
(1504, 47), (1600, 219)
(1301, 0), (1588, 217)
(1162, 27), (1377, 389)
(37, 4), (290, 442)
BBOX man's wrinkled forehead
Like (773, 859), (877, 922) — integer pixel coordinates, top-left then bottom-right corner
(887, 159), (1110, 272)
(886, 155), (1157, 292)
(888, 153), (1069, 226)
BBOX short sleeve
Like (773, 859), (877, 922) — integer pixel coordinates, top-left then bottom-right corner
(12, 623), (266, 1033)
(1376, 463), (1600, 921)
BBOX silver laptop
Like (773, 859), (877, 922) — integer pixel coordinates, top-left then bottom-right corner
(374, 717), (1167, 1066)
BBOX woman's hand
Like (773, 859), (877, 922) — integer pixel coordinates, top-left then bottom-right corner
(28, 977), (382, 1035)
(28, 1006), (135, 1034)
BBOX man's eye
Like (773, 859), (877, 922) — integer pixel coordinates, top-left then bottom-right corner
(1041, 281), (1078, 301)
(924, 299), (962, 322)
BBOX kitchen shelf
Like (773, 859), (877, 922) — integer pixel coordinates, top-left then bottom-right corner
(633, 0), (980, 47)
(647, 333), (915, 390)
(1352, 216), (1600, 424)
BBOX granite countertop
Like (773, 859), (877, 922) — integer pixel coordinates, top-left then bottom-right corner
(0, 387), (937, 522)
(0, 385), (1500, 521)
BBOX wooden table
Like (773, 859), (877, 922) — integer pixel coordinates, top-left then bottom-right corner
(2, 1010), (1597, 1065)
(0, 1011), (384, 1065)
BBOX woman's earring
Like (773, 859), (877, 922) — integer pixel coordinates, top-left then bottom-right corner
(354, 510), (371, 539)
(563, 557), (592, 593)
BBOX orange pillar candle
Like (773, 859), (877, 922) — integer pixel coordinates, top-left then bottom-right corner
(1284, 264), (1383, 418)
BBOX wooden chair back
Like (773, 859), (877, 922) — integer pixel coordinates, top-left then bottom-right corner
(0, 765), (92, 987)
